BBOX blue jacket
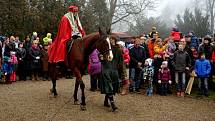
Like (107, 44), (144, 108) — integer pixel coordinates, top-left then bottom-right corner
(195, 59), (211, 77)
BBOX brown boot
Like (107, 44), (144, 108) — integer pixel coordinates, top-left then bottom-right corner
(177, 92), (180, 97)
(180, 92), (185, 97)
(121, 82), (129, 95)
(120, 87), (127, 95)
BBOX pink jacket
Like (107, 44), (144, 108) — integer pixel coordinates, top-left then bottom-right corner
(10, 55), (18, 64)
(123, 48), (130, 65)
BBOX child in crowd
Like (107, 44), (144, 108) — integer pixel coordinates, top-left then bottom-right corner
(10, 51), (18, 82)
(143, 58), (154, 96)
(166, 37), (176, 59)
(195, 52), (211, 96)
(2, 56), (11, 84)
(88, 49), (101, 92)
(158, 61), (171, 96)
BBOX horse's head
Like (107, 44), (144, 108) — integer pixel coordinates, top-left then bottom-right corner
(95, 28), (113, 61)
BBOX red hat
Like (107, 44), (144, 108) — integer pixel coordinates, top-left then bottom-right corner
(69, 6), (78, 13)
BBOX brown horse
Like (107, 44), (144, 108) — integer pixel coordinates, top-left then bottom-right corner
(49, 28), (113, 110)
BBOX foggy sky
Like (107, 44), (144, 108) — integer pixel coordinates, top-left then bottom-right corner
(149, 0), (194, 18)
(113, 0), (195, 32)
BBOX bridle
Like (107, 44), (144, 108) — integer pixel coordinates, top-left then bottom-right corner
(96, 35), (113, 61)
(99, 48), (112, 55)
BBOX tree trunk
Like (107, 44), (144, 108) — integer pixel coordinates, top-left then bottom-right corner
(211, 13), (214, 33)
(107, 0), (117, 28)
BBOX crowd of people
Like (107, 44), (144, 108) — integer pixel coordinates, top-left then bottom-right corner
(88, 27), (215, 99)
(0, 32), (54, 84)
(1, 27), (214, 98)
(1, 26), (215, 112)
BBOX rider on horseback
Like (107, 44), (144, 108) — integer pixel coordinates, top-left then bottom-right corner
(48, 5), (86, 63)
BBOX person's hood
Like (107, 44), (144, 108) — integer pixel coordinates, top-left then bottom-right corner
(145, 58), (153, 66)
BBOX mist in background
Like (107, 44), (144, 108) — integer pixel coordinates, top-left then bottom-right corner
(113, 0), (195, 32)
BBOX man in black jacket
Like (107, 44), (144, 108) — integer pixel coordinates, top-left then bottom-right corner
(129, 38), (147, 93)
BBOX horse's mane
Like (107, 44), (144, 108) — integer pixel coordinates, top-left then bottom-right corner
(83, 32), (99, 40)
(81, 32), (100, 66)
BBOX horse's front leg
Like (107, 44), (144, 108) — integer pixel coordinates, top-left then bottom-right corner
(73, 67), (86, 110)
(80, 78), (86, 110)
(74, 79), (79, 104)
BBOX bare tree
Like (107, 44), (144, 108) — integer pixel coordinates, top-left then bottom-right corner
(106, 0), (156, 28)
(206, 0), (215, 33)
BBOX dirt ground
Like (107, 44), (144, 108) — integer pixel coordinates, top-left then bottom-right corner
(0, 75), (215, 121)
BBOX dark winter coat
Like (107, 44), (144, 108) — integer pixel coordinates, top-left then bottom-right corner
(4, 42), (15, 57)
(23, 41), (32, 71)
(198, 43), (213, 60)
(141, 44), (149, 58)
(184, 45), (194, 68)
(29, 46), (41, 70)
(173, 50), (191, 72)
(129, 46), (146, 68)
(16, 48), (26, 63)
(100, 45), (124, 94)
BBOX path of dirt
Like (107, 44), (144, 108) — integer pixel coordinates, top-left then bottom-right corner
(0, 75), (215, 121)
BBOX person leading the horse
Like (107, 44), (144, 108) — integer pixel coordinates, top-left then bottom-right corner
(48, 5), (86, 63)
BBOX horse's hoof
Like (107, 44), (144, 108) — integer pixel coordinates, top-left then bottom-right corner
(74, 101), (79, 105)
(80, 105), (86, 111)
(54, 91), (58, 96)
(53, 94), (58, 98)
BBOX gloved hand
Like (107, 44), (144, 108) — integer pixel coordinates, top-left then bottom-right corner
(36, 56), (40, 59)
(158, 80), (161, 84)
(169, 80), (172, 84)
